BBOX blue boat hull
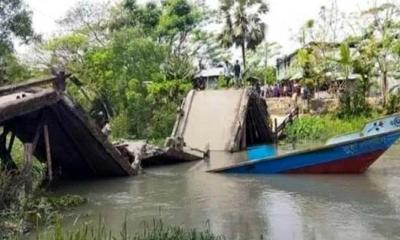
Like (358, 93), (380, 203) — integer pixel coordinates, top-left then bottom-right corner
(210, 130), (400, 174)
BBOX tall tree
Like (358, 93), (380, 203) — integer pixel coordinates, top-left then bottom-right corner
(337, 42), (352, 81)
(111, 0), (162, 37)
(158, 0), (201, 53)
(157, 0), (202, 80)
(0, 0), (35, 83)
(57, 0), (109, 46)
(352, 39), (376, 98)
(217, 0), (268, 69)
(248, 40), (281, 67)
(0, 0), (34, 55)
(362, 2), (400, 105)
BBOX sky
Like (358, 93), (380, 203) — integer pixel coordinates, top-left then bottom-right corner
(25, 0), (375, 56)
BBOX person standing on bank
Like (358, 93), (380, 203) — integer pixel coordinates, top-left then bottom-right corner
(233, 60), (241, 87)
(224, 60), (231, 86)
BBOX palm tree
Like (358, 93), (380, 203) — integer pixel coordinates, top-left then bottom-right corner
(218, 0), (268, 69)
(338, 43), (352, 81)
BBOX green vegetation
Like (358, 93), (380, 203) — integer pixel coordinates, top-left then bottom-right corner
(0, 138), (86, 238)
(30, 0), (206, 143)
(0, 177), (87, 238)
(385, 94), (400, 115)
(2, 0), (400, 238)
(0, 0), (36, 84)
(31, 219), (224, 240)
(1, 0), (399, 143)
(6, 0), (398, 144)
(284, 114), (377, 142)
(218, 0), (268, 68)
(294, 2), (400, 110)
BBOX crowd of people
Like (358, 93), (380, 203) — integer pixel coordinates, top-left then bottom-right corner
(194, 59), (312, 102)
(259, 82), (311, 100)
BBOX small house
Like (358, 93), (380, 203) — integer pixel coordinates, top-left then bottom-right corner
(194, 66), (225, 89)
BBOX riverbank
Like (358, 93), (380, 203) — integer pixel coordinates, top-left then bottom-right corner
(32, 219), (224, 240)
(283, 113), (380, 142)
(0, 139), (87, 239)
(0, 182), (86, 239)
(266, 97), (383, 115)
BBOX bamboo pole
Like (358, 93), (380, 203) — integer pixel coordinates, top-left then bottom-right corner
(43, 124), (53, 182)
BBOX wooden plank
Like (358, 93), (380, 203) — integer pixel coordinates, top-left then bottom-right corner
(23, 143), (33, 194)
(43, 124), (53, 182)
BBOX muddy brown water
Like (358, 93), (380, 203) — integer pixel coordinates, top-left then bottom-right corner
(51, 143), (400, 240)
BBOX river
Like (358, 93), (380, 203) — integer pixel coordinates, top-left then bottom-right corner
(53, 143), (400, 240)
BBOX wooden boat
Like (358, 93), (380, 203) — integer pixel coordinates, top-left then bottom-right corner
(209, 114), (400, 174)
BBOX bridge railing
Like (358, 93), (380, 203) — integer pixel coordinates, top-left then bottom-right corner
(273, 107), (299, 142)
(0, 72), (70, 97)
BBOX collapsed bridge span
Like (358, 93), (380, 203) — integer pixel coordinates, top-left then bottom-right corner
(170, 88), (274, 152)
(0, 76), (136, 179)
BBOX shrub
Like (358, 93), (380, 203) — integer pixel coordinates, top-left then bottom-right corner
(385, 94), (400, 115)
(337, 79), (371, 118)
(111, 111), (131, 140)
(284, 114), (374, 142)
(0, 171), (24, 211)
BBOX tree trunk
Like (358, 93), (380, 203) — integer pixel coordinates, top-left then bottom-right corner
(383, 71), (388, 106)
(241, 42), (246, 70)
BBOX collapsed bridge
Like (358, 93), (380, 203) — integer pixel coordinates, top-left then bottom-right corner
(169, 88), (274, 152)
(0, 76), (275, 180)
(0, 75), (137, 179)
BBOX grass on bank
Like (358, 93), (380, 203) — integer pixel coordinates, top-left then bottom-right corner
(26, 218), (225, 240)
(283, 114), (379, 142)
(0, 136), (87, 238)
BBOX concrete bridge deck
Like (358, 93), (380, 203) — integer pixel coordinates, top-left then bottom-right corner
(0, 77), (136, 178)
(170, 88), (274, 152)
